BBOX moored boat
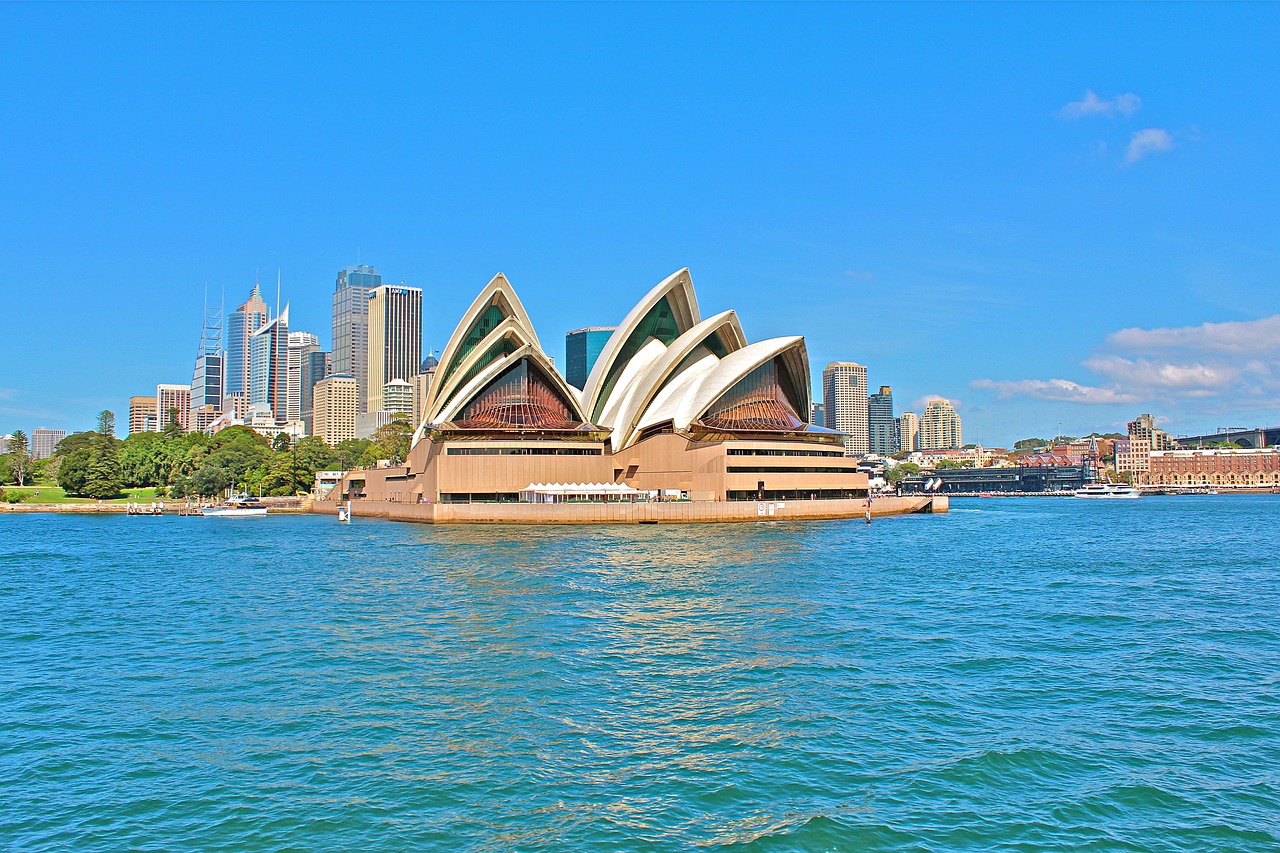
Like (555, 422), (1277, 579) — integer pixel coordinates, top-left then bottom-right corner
(1074, 483), (1141, 499)
(201, 495), (268, 517)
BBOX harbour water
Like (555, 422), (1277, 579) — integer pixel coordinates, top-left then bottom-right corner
(2, 497), (1278, 850)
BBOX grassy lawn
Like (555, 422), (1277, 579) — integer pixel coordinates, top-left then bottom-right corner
(3, 481), (160, 505)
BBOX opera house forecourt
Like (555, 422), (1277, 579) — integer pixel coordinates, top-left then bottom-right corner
(321, 269), (947, 523)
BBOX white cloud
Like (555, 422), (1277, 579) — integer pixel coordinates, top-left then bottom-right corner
(1060, 90), (1142, 119)
(1106, 314), (1280, 356)
(976, 312), (1280, 417)
(1125, 128), (1174, 164)
(909, 394), (962, 412)
(971, 378), (1140, 405)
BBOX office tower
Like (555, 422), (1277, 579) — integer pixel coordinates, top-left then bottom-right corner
(30, 428), (66, 460)
(225, 283), (268, 400)
(565, 327), (616, 390)
(919, 399), (962, 450)
(366, 284), (423, 414)
(868, 385), (898, 455)
(0, 435), (9, 455)
(810, 402), (825, 428)
(313, 374), (359, 446)
(822, 362), (869, 456)
(191, 293), (225, 417)
(156, 384), (192, 432)
(301, 348), (330, 425)
(129, 396), (157, 436)
(286, 331), (320, 423)
(898, 411), (920, 453)
(249, 305), (289, 421)
(333, 264), (381, 413)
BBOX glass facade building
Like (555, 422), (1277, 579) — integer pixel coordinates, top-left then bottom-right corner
(332, 264), (381, 413)
(868, 385), (898, 455)
(225, 284), (268, 398)
(564, 327), (615, 390)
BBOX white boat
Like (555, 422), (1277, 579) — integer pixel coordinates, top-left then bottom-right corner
(1074, 483), (1141, 499)
(201, 496), (268, 517)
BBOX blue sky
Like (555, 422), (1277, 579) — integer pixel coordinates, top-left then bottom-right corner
(3, 3), (1278, 445)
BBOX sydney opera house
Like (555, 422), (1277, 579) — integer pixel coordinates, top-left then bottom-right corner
(328, 269), (943, 522)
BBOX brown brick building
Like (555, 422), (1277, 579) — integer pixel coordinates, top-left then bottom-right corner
(1147, 448), (1280, 489)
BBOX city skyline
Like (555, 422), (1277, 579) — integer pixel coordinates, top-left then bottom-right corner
(3, 4), (1280, 444)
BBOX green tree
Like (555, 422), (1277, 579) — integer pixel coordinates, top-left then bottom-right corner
(82, 440), (124, 499)
(367, 415), (412, 466)
(334, 438), (372, 470)
(887, 462), (921, 485)
(7, 430), (30, 486)
(272, 431), (292, 452)
(1013, 437), (1049, 450)
(51, 431), (123, 498)
(189, 463), (232, 497)
(936, 459), (963, 470)
(97, 409), (116, 438)
(119, 432), (167, 486)
(163, 408), (184, 438)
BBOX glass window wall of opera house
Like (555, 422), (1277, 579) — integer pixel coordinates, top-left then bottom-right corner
(334, 268), (869, 504)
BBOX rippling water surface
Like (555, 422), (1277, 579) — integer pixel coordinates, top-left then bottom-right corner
(2, 497), (1279, 850)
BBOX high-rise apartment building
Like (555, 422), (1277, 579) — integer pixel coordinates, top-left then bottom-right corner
(333, 264), (380, 413)
(155, 384), (192, 432)
(366, 284), (423, 414)
(565, 327), (616, 390)
(822, 362), (869, 456)
(1118, 412), (1175, 483)
(225, 283), (268, 400)
(129, 396), (157, 436)
(313, 374), (359, 447)
(868, 385), (898, 455)
(382, 379), (415, 416)
(249, 306), (289, 421)
(919, 399), (962, 450)
(898, 411), (920, 453)
(30, 428), (66, 460)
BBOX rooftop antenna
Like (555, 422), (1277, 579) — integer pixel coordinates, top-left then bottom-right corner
(197, 283), (224, 358)
(276, 268), (281, 321)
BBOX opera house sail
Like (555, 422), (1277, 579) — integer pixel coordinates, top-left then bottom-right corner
(332, 267), (926, 520)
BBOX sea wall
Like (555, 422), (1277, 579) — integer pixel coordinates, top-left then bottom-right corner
(314, 495), (947, 525)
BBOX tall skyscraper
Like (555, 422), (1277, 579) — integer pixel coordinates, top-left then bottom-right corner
(868, 385), (898, 455)
(249, 305), (289, 421)
(822, 362), (869, 456)
(565, 327), (616, 390)
(366, 284), (423, 414)
(898, 411), (920, 453)
(313, 374), (359, 447)
(286, 331), (321, 423)
(333, 264), (381, 413)
(191, 292), (225, 417)
(919, 399), (962, 450)
(156, 384), (191, 432)
(810, 402), (825, 428)
(225, 283), (268, 400)
(129, 396), (157, 436)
